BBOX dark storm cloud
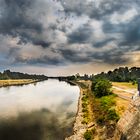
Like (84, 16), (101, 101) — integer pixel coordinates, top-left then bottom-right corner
(91, 49), (128, 65)
(68, 24), (93, 44)
(0, 0), (52, 48)
(60, 49), (92, 63)
(102, 14), (140, 47)
(26, 56), (64, 66)
(119, 17), (140, 46)
(0, 0), (140, 68)
(0, 0), (42, 35)
(33, 41), (51, 48)
(93, 38), (115, 48)
(60, 0), (135, 19)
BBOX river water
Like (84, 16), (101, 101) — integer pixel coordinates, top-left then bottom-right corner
(0, 79), (80, 140)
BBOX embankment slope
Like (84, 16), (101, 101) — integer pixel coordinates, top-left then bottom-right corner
(114, 98), (140, 140)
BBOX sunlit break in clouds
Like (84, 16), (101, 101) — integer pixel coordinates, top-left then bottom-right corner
(0, 0), (140, 75)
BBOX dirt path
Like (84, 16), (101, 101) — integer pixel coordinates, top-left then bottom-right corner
(113, 86), (137, 94)
(112, 86), (138, 101)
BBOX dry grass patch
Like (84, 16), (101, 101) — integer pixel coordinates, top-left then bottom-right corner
(112, 89), (132, 98)
(115, 97), (129, 116)
(0, 79), (36, 87)
(112, 82), (137, 89)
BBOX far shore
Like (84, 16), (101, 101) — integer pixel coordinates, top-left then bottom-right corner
(0, 79), (43, 87)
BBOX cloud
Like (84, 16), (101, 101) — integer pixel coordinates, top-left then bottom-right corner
(110, 8), (138, 24)
(67, 23), (93, 44)
(0, 0), (140, 74)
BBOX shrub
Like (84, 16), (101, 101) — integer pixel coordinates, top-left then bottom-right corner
(92, 78), (112, 97)
(82, 95), (89, 102)
(82, 102), (88, 108)
(132, 80), (136, 85)
(82, 118), (89, 124)
(96, 115), (105, 125)
(100, 96), (116, 111)
(83, 113), (88, 118)
(84, 130), (92, 140)
(107, 109), (120, 122)
(82, 108), (88, 113)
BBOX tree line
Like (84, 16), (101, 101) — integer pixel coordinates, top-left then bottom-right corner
(57, 67), (140, 83)
(0, 70), (48, 80)
(94, 67), (140, 82)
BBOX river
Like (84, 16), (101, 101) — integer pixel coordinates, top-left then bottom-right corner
(0, 79), (80, 140)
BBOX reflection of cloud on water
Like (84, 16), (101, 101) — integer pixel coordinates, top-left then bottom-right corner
(0, 80), (79, 139)
(0, 110), (73, 140)
(0, 80), (79, 118)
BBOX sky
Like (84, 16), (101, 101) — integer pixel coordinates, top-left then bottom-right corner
(0, 0), (140, 76)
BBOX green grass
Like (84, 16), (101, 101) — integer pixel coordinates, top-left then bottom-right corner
(95, 94), (120, 125)
(77, 82), (88, 89)
(84, 128), (96, 140)
(100, 95), (116, 111)
(107, 108), (120, 121)
(81, 93), (90, 124)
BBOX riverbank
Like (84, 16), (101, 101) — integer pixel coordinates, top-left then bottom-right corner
(0, 79), (40, 87)
(66, 80), (94, 140)
(66, 80), (131, 140)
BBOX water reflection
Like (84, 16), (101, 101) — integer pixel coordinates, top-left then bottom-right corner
(0, 79), (79, 140)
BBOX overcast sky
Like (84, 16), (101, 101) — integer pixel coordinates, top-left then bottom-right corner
(0, 0), (140, 76)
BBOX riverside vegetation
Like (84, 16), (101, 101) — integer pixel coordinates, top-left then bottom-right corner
(0, 70), (48, 87)
(0, 70), (47, 80)
(75, 79), (121, 140)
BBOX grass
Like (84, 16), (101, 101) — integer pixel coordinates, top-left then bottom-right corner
(80, 80), (132, 139)
(115, 97), (129, 116)
(100, 94), (116, 111)
(0, 79), (37, 87)
(91, 94), (120, 139)
(112, 82), (137, 89)
(78, 80), (127, 139)
(77, 82), (91, 125)
(81, 94), (90, 124)
(94, 94), (120, 125)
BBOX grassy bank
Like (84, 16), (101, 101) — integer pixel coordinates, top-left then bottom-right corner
(91, 94), (119, 139)
(0, 79), (39, 87)
(65, 81), (93, 140)
(75, 80), (130, 140)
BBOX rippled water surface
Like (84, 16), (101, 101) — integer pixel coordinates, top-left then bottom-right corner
(0, 79), (79, 140)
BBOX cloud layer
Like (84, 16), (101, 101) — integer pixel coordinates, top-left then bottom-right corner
(0, 0), (140, 74)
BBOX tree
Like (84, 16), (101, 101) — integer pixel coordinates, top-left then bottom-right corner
(93, 67), (140, 82)
(92, 78), (112, 97)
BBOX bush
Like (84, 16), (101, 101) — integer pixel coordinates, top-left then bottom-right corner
(84, 129), (95, 140)
(82, 102), (88, 108)
(82, 118), (89, 124)
(82, 95), (89, 102)
(100, 96), (116, 111)
(84, 130), (92, 140)
(82, 108), (88, 113)
(132, 80), (136, 85)
(107, 109), (120, 122)
(92, 78), (112, 97)
(97, 115), (105, 125)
